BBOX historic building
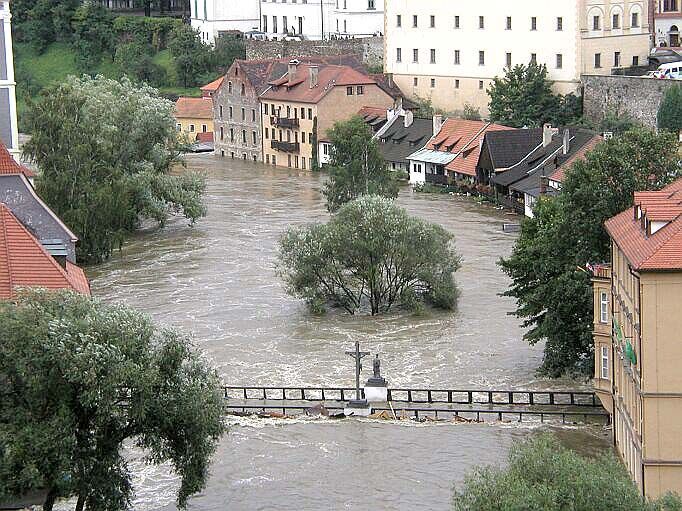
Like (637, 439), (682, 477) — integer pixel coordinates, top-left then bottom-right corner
(0, 1), (19, 158)
(260, 61), (394, 169)
(592, 177), (682, 498)
(384, 0), (651, 115)
(653, 0), (682, 46)
(174, 96), (214, 139)
(190, 0), (260, 42)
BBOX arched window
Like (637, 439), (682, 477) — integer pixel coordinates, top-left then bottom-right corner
(228, 81), (233, 94)
(241, 83), (246, 95)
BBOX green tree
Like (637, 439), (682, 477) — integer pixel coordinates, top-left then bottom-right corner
(488, 63), (581, 128)
(209, 35), (246, 75)
(0, 289), (224, 511)
(168, 24), (211, 88)
(24, 75), (206, 263)
(657, 84), (682, 134)
(72, 4), (117, 71)
(278, 196), (461, 315)
(115, 40), (168, 86)
(16, 0), (80, 51)
(322, 116), (399, 212)
(500, 128), (680, 376)
(462, 103), (481, 121)
(453, 434), (682, 511)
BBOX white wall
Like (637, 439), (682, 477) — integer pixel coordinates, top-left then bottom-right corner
(409, 161), (425, 185)
(191, 0), (260, 42)
(331, 0), (384, 36)
(261, 0), (335, 40)
(0, 1), (19, 157)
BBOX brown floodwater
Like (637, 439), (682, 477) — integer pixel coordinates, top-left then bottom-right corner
(88, 154), (611, 511)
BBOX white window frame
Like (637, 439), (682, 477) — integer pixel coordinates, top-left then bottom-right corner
(600, 291), (608, 323)
(601, 346), (609, 379)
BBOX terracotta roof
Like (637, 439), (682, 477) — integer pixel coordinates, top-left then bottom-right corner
(195, 131), (214, 143)
(201, 76), (224, 93)
(0, 141), (36, 178)
(605, 178), (682, 271)
(261, 64), (377, 104)
(0, 203), (90, 298)
(174, 97), (213, 120)
(424, 119), (513, 177)
(549, 135), (602, 183)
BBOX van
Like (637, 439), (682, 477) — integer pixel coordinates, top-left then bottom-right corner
(654, 61), (682, 79)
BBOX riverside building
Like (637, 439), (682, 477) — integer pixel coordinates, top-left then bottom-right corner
(592, 177), (682, 498)
(384, 0), (651, 115)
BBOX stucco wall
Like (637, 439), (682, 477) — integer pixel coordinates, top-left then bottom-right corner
(245, 37), (384, 68)
(583, 74), (677, 129)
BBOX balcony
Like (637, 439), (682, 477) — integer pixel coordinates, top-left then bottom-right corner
(271, 116), (300, 129)
(271, 140), (300, 153)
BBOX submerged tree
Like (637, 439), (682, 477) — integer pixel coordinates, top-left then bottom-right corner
(452, 434), (682, 511)
(0, 289), (225, 511)
(25, 75), (206, 263)
(322, 116), (399, 212)
(278, 196), (461, 315)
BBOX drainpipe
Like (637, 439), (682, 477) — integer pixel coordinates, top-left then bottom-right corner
(320, 0), (324, 40)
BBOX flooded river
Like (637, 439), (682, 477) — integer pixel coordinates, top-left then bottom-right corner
(89, 154), (610, 510)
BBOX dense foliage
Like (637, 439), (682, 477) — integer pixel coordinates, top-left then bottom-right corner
(658, 84), (682, 135)
(453, 434), (682, 511)
(0, 289), (225, 511)
(488, 63), (582, 128)
(24, 75), (206, 263)
(500, 128), (680, 376)
(278, 196), (461, 315)
(168, 24), (213, 88)
(72, 4), (117, 71)
(322, 116), (399, 212)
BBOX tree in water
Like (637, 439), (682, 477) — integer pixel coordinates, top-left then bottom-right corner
(0, 289), (225, 511)
(322, 116), (398, 212)
(24, 75), (206, 263)
(278, 196), (461, 315)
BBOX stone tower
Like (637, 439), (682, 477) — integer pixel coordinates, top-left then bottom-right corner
(0, 0), (18, 157)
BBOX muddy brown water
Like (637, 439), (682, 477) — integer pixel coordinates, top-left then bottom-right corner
(88, 154), (610, 511)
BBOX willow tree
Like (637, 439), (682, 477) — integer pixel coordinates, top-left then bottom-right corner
(24, 75), (206, 263)
(278, 196), (460, 315)
(0, 289), (224, 511)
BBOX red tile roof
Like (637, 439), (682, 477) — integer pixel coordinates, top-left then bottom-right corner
(0, 141), (36, 178)
(195, 131), (214, 143)
(426, 119), (513, 177)
(605, 178), (682, 271)
(0, 203), (90, 298)
(261, 64), (377, 104)
(174, 97), (214, 120)
(549, 135), (602, 183)
(201, 76), (224, 93)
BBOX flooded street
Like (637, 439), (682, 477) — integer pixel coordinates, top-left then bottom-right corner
(89, 154), (610, 510)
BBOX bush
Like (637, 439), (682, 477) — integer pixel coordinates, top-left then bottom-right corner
(658, 84), (682, 135)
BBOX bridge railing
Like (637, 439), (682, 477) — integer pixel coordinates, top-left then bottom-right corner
(222, 386), (599, 407)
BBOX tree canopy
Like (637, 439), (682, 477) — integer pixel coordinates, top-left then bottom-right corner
(278, 196), (461, 315)
(0, 289), (225, 511)
(322, 116), (399, 212)
(24, 75), (206, 263)
(488, 63), (582, 128)
(657, 84), (682, 135)
(499, 128), (680, 376)
(168, 24), (212, 88)
(453, 434), (682, 511)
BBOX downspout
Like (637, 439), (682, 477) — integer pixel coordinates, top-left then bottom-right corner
(320, 0), (324, 40)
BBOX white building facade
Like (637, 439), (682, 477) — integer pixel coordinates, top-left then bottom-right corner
(384, 0), (651, 116)
(0, 0), (19, 157)
(191, 0), (260, 42)
(332, 0), (384, 37)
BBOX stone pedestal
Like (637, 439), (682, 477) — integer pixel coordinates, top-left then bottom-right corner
(363, 384), (388, 403)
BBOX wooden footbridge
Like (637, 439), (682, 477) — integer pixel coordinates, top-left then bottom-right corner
(222, 385), (611, 425)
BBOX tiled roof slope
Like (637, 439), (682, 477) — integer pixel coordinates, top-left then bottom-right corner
(174, 97), (213, 119)
(484, 128), (543, 169)
(377, 116), (433, 163)
(201, 76), (224, 93)
(549, 135), (602, 183)
(0, 204), (90, 298)
(0, 142), (36, 178)
(605, 178), (682, 271)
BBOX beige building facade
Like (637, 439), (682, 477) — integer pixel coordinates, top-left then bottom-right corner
(592, 179), (682, 498)
(384, 0), (652, 116)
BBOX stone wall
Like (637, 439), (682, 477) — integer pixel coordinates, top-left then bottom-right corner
(245, 37), (384, 68)
(583, 75), (677, 129)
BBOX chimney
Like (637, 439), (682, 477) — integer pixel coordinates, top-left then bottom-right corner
(433, 114), (444, 135)
(309, 65), (319, 88)
(404, 110), (414, 128)
(542, 123), (557, 147)
(540, 175), (549, 195)
(562, 129), (570, 155)
(288, 59), (299, 83)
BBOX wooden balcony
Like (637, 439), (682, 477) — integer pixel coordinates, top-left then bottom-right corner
(271, 116), (300, 129)
(271, 140), (300, 153)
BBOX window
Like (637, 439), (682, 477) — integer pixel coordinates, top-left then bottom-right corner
(594, 53), (601, 68)
(454, 50), (460, 65)
(323, 144), (329, 155)
(263, 15), (268, 32)
(614, 51), (621, 67)
(593, 15), (600, 31)
(228, 81), (233, 93)
(506, 16), (512, 30)
(506, 52), (512, 67)
(413, 48), (419, 63)
(272, 155), (276, 166)
(189, 124), (195, 132)
(219, 105), (223, 118)
(242, 130), (247, 143)
(301, 107), (305, 119)
(252, 131), (257, 144)
(612, 13), (620, 29)
(413, 15), (418, 27)
(557, 17), (563, 30)
(531, 16), (537, 30)
(241, 83), (245, 95)
(286, 106), (291, 117)
(202, 124), (207, 133)
(530, 53), (537, 65)
(308, 108), (312, 119)
(346, 86), (354, 95)
(229, 106), (233, 119)
(241, 108), (245, 121)
(176, 123), (181, 131)
(479, 16), (484, 29)
(264, 104), (268, 115)
(454, 79), (460, 89)
(478, 80), (484, 90)
(302, 131), (306, 143)
(478, 50), (485, 65)
(357, 85), (364, 95)
(430, 78), (435, 88)
(454, 15), (460, 29)
(413, 77), (418, 86)
(430, 15), (435, 28)
(265, 127), (269, 139)
(632, 55), (639, 66)
(556, 54), (563, 69)
(266, 154), (270, 164)
(600, 291), (608, 323)
(287, 155), (291, 167)
(396, 14), (401, 27)
(220, 127), (224, 140)
(430, 49), (436, 64)
(230, 128), (234, 142)
(601, 346), (609, 379)
(252, 109), (256, 122)
(632, 12), (639, 28)
(396, 48), (402, 62)
(302, 157), (306, 169)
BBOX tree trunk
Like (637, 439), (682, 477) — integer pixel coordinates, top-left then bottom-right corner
(76, 495), (85, 511)
(43, 486), (58, 511)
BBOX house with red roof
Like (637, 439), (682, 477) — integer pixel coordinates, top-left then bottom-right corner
(174, 96), (214, 140)
(591, 177), (682, 499)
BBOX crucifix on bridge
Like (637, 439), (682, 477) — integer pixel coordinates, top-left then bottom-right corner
(345, 340), (370, 406)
